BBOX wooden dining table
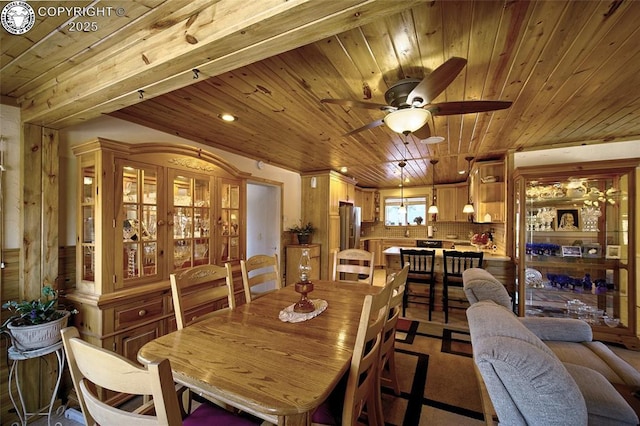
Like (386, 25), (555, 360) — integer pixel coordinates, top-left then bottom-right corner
(137, 280), (381, 426)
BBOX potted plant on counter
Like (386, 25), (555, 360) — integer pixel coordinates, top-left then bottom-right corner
(1, 285), (75, 350)
(288, 222), (315, 245)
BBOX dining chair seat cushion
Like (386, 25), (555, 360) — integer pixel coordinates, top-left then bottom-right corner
(183, 403), (259, 426)
(311, 402), (338, 425)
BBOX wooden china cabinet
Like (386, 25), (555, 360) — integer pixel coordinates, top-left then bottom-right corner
(512, 159), (639, 349)
(65, 139), (249, 365)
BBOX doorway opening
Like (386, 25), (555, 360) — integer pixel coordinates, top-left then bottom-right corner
(246, 181), (282, 265)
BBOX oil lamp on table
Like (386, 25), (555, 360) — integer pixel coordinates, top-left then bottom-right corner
(293, 248), (315, 313)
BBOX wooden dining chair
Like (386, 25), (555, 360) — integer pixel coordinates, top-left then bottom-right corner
(170, 263), (236, 330)
(240, 254), (282, 303)
(400, 248), (437, 320)
(442, 250), (484, 323)
(312, 281), (392, 426)
(380, 263), (409, 395)
(60, 326), (258, 426)
(331, 248), (375, 285)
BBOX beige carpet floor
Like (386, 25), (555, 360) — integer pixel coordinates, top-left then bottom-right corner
(383, 319), (484, 426)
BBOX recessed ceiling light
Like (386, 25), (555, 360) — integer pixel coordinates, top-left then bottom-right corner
(340, 166), (348, 173)
(458, 170), (467, 175)
(218, 113), (237, 122)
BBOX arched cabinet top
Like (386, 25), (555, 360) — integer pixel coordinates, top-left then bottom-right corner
(71, 138), (251, 179)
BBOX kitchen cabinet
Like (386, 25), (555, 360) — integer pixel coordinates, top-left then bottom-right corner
(286, 244), (321, 285)
(470, 159), (506, 223)
(66, 139), (249, 361)
(355, 188), (378, 222)
(513, 159), (639, 348)
(436, 183), (469, 222)
(365, 239), (385, 267)
(301, 171), (356, 279)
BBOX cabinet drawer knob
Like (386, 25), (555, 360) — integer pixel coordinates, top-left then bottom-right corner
(157, 220), (165, 226)
(138, 309), (147, 317)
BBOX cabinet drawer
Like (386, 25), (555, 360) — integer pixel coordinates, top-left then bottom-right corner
(115, 298), (165, 330)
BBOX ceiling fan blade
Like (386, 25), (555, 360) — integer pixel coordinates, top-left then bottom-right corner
(412, 122), (431, 140)
(321, 98), (392, 111)
(429, 100), (513, 115)
(343, 119), (384, 136)
(407, 57), (467, 105)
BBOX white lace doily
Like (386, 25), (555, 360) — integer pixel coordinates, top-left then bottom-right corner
(278, 299), (328, 323)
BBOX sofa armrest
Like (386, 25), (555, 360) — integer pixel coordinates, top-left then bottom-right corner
(519, 317), (593, 342)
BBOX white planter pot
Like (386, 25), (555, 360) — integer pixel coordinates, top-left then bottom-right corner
(6, 311), (70, 350)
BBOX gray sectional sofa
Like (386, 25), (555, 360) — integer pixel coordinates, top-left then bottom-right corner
(463, 268), (640, 425)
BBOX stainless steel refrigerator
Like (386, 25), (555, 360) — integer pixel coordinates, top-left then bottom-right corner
(339, 204), (361, 250)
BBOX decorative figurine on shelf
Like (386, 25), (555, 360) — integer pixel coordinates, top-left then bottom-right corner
(293, 249), (315, 313)
(582, 273), (592, 291)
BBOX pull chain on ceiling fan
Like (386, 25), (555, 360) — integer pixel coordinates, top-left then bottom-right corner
(321, 57), (512, 139)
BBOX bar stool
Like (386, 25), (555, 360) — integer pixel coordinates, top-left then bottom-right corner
(443, 250), (484, 323)
(400, 249), (436, 319)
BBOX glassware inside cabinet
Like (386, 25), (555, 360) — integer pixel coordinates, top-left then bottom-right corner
(171, 174), (211, 270)
(121, 165), (158, 282)
(515, 169), (631, 332)
(80, 166), (96, 282)
(219, 181), (241, 263)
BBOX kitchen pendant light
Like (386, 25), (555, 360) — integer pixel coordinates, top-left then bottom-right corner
(398, 160), (407, 218)
(428, 159), (439, 215)
(463, 156), (475, 215)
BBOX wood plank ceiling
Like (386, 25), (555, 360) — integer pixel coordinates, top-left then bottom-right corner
(2, 0), (639, 188)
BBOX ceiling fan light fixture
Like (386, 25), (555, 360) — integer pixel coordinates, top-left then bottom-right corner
(383, 108), (430, 134)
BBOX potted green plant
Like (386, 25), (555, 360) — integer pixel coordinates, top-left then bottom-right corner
(288, 222), (315, 245)
(413, 216), (424, 225)
(1, 285), (75, 350)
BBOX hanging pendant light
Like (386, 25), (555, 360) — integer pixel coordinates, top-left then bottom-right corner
(428, 159), (439, 215)
(463, 156), (475, 215)
(398, 160), (407, 219)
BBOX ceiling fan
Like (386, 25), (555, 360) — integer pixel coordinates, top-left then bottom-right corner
(321, 57), (512, 140)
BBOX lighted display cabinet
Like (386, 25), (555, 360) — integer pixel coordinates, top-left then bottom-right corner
(470, 159), (506, 223)
(512, 159), (638, 348)
(68, 139), (248, 362)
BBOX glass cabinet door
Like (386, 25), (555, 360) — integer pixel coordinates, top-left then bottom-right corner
(170, 172), (212, 271)
(120, 162), (160, 283)
(80, 165), (96, 282)
(219, 180), (240, 263)
(515, 170), (631, 332)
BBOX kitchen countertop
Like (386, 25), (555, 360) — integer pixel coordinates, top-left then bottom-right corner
(382, 246), (511, 261)
(361, 236), (475, 245)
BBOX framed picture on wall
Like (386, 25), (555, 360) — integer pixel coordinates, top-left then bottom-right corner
(556, 208), (580, 231)
(561, 245), (582, 257)
(606, 245), (621, 259)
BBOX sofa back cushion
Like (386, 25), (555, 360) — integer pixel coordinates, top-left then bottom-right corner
(462, 268), (512, 309)
(467, 301), (587, 425)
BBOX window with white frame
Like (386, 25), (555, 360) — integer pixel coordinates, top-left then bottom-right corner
(384, 196), (427, 226)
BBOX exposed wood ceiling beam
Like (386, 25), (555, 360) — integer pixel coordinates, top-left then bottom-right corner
(19, 0), (421, 129)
